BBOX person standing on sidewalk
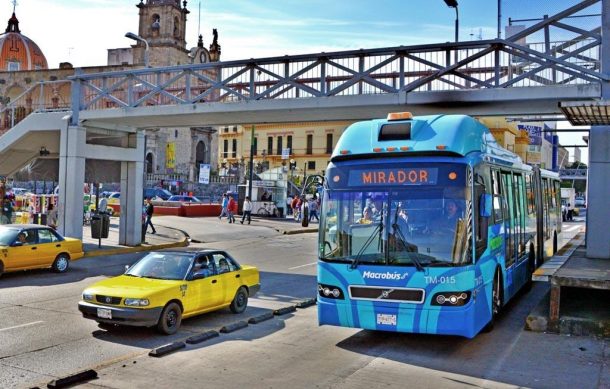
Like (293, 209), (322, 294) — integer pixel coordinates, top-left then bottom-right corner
(218, 193), (228, 220)
(241, 196), (252, 224)
(227, 194), (237, 223)
(308, 195), (319, 223)
(144, 198), (157, 234)
(46, 202), (58, 229)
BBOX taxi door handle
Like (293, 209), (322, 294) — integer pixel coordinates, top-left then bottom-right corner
(235, 274), (240, 278)
(211, 279), (217, 284)
(55, 244), (61, 248)
(31, 247), (37, 250)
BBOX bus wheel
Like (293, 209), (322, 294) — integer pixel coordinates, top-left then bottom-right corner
(553, 233), (558, 255)
(483, 270), (502, 333)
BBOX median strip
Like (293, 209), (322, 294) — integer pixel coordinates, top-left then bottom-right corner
(219, 320), (248, 333)
(47, 369), (97, 388)
(248, 311), (274, 324)
(148, 341), (186, 357)
(186, 330), (219, 344)
(296, 298), (317, 308)
(273, 306), (297, 316)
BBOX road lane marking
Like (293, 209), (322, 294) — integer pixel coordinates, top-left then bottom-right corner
(0, 321), (44, 332)
(289, 262), (317, 270)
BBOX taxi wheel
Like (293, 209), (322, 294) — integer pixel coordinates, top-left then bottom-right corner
(157, 302), (182, 335)
(230, 287), (248, 314)
(51, 254), (70, 273)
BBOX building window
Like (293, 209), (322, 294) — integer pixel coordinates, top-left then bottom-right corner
(267, 137), (273, 155)
(224, 127), (229, 133)
(326, 133), (333, 154)
(175, 130), (178, 138)
(232, 139), (237, 158)
(308, 161), (316, 170)
(287, 135), (293, 154)
(223, 139), (228, 158)
(232, 126), (238, 132)
(277, 136), (283, 156)
(306, 134), (313, 155)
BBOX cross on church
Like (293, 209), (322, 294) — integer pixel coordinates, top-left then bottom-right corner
(10, 0), (18, 13)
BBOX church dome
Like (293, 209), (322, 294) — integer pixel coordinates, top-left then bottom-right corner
(0, 13), (48, 71)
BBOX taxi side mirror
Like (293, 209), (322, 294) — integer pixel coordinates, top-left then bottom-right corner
(12, 241), (24, 247)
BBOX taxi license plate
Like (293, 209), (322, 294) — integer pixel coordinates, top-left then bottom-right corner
(97, 308), (112, 319)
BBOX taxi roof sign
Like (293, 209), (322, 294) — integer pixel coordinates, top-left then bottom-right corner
(387, 112), (413, 121)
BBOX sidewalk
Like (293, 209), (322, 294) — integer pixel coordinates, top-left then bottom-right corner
(81, 217), (189, 258)
(250, 214), (319, 235)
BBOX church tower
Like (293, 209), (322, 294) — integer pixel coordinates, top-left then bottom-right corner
(133, 0), (190, 66)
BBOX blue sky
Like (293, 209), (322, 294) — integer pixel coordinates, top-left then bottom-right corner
(4, 0), (594, 161)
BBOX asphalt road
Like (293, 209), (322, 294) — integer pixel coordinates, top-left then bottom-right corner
(0, 217), (607, 389)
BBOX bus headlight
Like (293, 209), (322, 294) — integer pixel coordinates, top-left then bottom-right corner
(431, 291), (471, 306)
(318, 283), (344, 299)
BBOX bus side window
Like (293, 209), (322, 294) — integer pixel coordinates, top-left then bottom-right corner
(474, 183), (488, 259)
(491, 170), (503, 223)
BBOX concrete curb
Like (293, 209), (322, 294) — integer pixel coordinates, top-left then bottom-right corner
(83, 236), (189, 258)
(47, 369), (98, 388)
(186, 330), (219, 344)
(148, 341), (186, 357)
(282, 228), (318, 235)
(296, 298), (317, 308)
(248, 311), (274, 324)
(219, 320), (248, 333)
(274, 306), (297, 316)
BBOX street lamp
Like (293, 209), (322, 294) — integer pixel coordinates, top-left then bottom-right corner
(443, 0), (459, 42)
(125, 32), (150, 67)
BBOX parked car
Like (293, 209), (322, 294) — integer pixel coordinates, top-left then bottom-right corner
(168, 195), (202, 203)
(9, 187), (30, 196)
(144, 188), (173, 201)
(0, 225), (84, 276)
(574, 197), (586, 208)
(78, 250), (260, 334)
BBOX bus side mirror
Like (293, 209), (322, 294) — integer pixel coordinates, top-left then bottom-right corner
(480, 194), (492, 218)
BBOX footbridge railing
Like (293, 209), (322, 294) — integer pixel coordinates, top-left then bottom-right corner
(69, 0), (605, 116)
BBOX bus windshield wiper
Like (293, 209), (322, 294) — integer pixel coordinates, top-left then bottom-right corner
(350, 219), (383, 270)
(391, 206), (424, 272)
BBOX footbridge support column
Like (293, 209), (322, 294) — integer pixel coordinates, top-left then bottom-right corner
(586, 0), (610, 259)
(58, 125), (86, 239)
(119, 132), (145, 246)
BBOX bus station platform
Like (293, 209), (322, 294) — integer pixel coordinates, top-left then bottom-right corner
(526, 238), (610, 338)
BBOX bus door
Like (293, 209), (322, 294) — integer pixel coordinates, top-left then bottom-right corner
(513, 174), (526, 259)
(501, 171), (518, 269)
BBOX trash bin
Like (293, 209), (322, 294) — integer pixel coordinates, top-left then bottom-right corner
(91, 213), (110, 239)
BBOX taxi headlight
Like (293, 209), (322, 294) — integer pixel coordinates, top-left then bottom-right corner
(82, 293), (94, 301)
(124, 298), (150, 307)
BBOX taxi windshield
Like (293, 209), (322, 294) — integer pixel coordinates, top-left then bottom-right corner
(0, 228), (18, 246)
(126, 253), (195, 280)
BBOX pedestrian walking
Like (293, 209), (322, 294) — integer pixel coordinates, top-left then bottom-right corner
(46, 202), (57, 229)
(218, 193), (228, 220)
(241, 196), (252, 224)
(308, 196), (319, 223)
(227, 194), (237, 223)
(144, 197), (156, 234)
(567, 202), (574, 221)
(1, 196), (13, 224)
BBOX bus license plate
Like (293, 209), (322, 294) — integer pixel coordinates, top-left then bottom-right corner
(97, 308), (112, 319)
(376, 313), (397, 326)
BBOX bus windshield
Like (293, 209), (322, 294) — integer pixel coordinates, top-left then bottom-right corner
(320, 178), (472, 267)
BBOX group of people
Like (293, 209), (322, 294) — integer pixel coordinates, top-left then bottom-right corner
(218, 192), (240, 224)
(290, 194), (320, 223)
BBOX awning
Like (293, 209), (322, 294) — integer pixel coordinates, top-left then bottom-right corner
(559, 100), (610, 126)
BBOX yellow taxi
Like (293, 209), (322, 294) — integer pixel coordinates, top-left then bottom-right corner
(78, 250), (260, 334)
(0, 224), (84, 276)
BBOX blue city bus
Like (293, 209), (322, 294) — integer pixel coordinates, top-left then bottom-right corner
(317, 112), (561, 338)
